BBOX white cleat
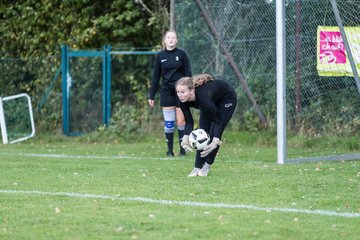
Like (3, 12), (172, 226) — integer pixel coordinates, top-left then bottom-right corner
(187, 168), (201, 177)
(198, 163), (211, 176)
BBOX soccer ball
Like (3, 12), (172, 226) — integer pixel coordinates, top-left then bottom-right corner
(189, 129), (210, 150)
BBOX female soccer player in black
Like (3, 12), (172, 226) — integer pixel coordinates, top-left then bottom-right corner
(176, 74), (237, 177)
(148, 30), (192, 157)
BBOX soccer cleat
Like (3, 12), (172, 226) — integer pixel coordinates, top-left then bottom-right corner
(179, 148), (186, 156)
(166, 151), (175, 157)
(198, 163), (211, 176)
(187, 168), (201, 177)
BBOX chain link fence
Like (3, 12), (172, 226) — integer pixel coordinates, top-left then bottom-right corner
(175, 0), (360, 160)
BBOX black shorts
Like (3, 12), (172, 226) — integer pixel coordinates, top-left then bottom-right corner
(160, 85), (180, 107)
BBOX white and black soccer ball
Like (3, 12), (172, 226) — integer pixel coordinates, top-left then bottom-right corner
(189, 129), (210, 150)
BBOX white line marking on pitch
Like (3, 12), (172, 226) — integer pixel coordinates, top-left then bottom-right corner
(0, 152), (172, 161)
(0, 152), (251, 163)
(1, 189), (359, 218)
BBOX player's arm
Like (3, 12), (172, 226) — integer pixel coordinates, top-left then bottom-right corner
(198, 96), (223, 157)
(183, 51), (192, 77)
(180, 104), (194, 135)
(148, 54), (161, 101)
(180, 104), (194, 152)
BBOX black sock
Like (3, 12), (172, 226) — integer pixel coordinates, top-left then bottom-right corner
(165, 132), (174, 153)
(178, 129), (185, 151)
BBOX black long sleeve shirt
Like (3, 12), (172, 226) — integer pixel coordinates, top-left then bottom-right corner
(179, 80), (237, 138)
(149, 48), (191, 100)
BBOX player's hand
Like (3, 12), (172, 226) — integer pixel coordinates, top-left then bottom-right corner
(200, 137), (222, 157)
(148, 99), (155, 107)
(181, 135), (193, 152)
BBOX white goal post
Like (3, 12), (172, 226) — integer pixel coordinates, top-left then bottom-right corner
(276, 0), (360, 164)
(0, 93), (36, 144)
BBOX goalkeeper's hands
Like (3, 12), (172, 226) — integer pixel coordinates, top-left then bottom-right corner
(181, 135), (193, 152)
(200, 137), (222, 158)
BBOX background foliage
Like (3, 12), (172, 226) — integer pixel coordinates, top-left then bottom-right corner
(0, 0), (168, 56)
(0, 0), (169, 132)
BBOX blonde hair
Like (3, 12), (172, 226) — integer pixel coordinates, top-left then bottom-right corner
(192, 74), (213, 87)
(162, 30), (178, 50)
(176, 74), (213, 90)
(176, 77), (194, 90)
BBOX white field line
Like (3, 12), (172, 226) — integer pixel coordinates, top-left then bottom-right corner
(0, 189), (359, 218)
(0, 152), (248, 163)
(0, 152), (172, 161)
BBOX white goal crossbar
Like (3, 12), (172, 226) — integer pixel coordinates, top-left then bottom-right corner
(0, 93), (36, 144)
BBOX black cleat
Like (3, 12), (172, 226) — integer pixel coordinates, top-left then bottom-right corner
(166, 151), (175, 157)
(179, 148), (186, 156)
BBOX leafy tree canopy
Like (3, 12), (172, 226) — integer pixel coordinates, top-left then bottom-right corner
(0, 0), (170, 57)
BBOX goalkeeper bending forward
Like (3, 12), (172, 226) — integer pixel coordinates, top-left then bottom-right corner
(176, 74), (237, 177)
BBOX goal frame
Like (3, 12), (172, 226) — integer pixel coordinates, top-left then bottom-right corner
(276, 0), (360, 164)
(0, 93), (36, 144)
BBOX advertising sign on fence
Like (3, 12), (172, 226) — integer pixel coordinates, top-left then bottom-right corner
(317, 26), (360, 77)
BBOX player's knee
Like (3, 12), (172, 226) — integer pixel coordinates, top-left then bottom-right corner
(176, 113), (185, 126)
(176, 120), (185, 127)
(163, 109), (176, 133)
(164, 120), (175, 133)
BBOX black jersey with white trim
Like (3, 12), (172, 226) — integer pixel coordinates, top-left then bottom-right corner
(149, 48), (191, 100)
(179, 80), (237, 138)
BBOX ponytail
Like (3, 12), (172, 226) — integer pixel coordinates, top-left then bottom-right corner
(193, 74), (213, 87)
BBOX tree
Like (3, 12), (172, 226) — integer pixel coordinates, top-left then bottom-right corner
(0, 0), (170, 57)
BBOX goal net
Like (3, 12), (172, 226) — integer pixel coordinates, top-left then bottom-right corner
(282, 0), (360, 163)
(175, 0), (360, 163)
(0, 93), (35, 144)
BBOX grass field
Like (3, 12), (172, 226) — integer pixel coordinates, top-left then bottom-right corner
(0, 132), (359, 240)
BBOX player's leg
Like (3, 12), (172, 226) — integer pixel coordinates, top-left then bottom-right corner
(161, 85), (180, 156)
(198, 100), (237, 176)
(194, 112), (211, 168)
(176, 107), (186, 156)
(195, 113), (212, 176)
(205, 99), (237, 165)
(163, 106), (176, 156)
(161, 87), (177, 156)
(188, 112), (211, 177)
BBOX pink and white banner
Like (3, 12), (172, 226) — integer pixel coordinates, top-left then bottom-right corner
(317, 26), (360, 77)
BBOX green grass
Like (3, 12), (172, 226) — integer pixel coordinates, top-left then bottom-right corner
(0, 132), (359, 240)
